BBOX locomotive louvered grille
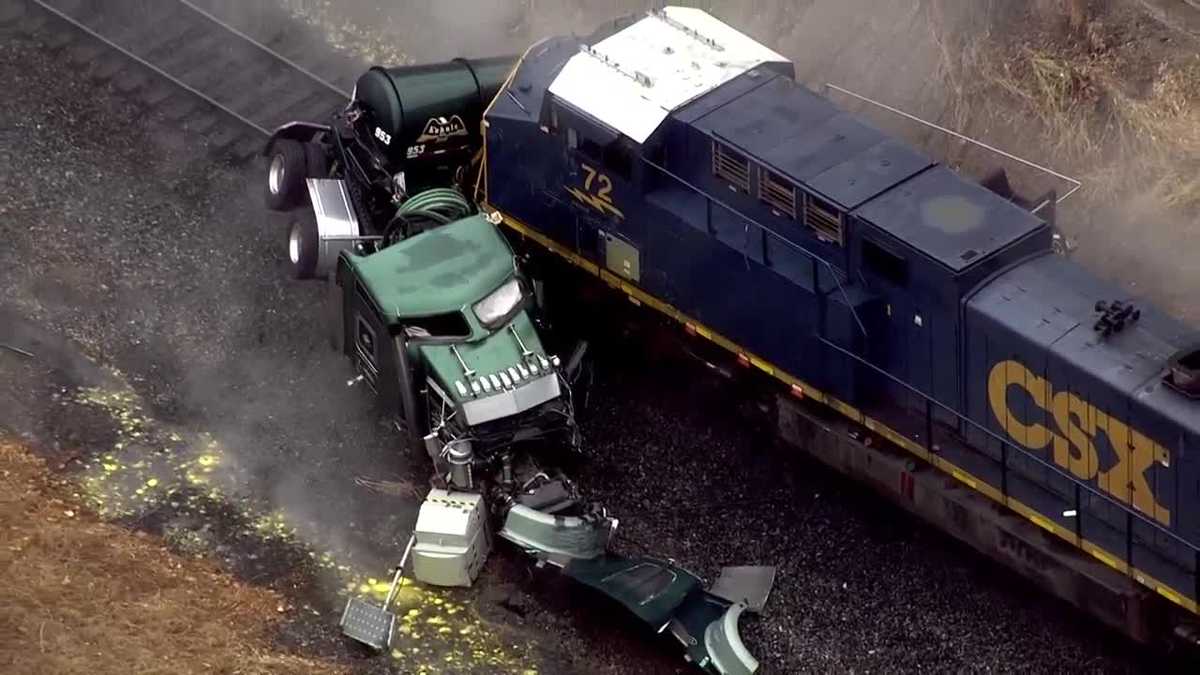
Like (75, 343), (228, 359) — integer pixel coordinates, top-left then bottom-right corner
(712, 141), (750, 193)
(805, 193), (844, 245)
(759, 168), (796, 218)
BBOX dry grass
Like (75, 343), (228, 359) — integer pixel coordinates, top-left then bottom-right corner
(965, 22), (1200, 212)
(920, 5), (1200, 319)
(991, 50), (1200, 209)
(0, 441), (349, 675)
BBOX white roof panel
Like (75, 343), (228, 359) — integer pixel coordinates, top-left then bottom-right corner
(548, 7), (790, 144)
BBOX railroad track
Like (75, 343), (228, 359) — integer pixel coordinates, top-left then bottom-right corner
(0, 0), (355, 162)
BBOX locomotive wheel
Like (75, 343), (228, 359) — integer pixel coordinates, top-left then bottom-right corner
(265, 139), (308, 211)
(287, 214), (320, 280)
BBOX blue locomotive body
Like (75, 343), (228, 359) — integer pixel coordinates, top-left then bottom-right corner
(482, 9), (1200, 617)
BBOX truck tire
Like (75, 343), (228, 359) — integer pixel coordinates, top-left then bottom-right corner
(287, 214), (320, 280)
(265, 139), (308, 211)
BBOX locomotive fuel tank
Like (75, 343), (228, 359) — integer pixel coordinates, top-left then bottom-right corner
(352, 56), (515, 167)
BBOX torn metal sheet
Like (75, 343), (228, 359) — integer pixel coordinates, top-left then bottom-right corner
(709, 566), (776, 614)
(564, 555), (703, 629)
(498, 504), (615, 563)
(667, 589), (733, 669)
(704, 603), (758, 675)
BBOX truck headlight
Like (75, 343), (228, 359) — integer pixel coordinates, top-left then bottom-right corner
(473, 278), (523, 328)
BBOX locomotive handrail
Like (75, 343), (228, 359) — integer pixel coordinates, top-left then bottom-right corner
(817, 335), (1200, 594)
(823, 83), (1083, 209)
(638, 157), (868, 337)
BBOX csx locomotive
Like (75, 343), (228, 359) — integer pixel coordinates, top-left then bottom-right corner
(478, 7), (1200, 638)
(269, 5), (1200, 650)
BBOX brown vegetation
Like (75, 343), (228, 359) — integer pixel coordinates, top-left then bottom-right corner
(0, 441), (348, 675)
(927, 0), (1200, 319)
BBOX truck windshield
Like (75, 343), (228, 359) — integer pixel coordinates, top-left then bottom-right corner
(399, 312), (471, 339)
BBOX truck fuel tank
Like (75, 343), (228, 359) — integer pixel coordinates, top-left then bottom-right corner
(353, 56), (516, 166)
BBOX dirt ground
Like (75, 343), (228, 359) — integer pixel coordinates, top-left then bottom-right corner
(0, 439), (347, 675)
(3, 1), (1200, 674)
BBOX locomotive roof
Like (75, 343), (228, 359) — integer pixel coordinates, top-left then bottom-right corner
(853, 166), (1047, 273)
(690, 74), (934, 210)
(969, 253), (1200, 432)
(512, 7), (1049, 275)
(547, 6), (788, 143)
(688, 72), (1048, 273)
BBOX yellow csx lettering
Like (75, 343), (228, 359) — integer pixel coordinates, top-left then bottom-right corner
(566, 163), (624, 220)
(988, 360), (1172, 526)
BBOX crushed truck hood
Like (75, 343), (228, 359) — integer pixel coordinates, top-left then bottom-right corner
(417, 311), (557, 415)
(346, 214), (515, 322)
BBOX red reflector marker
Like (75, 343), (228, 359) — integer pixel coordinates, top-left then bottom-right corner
(791, 384), (804, 398)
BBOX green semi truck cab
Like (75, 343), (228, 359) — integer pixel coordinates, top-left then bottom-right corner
(332, 212), (577, 483)
(263, 25), (773, 671)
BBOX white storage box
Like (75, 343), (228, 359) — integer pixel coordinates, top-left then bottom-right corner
(411, 489), (491, 587)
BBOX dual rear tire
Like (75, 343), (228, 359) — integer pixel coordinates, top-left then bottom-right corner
(266, 138), (329, 279)
(288, 215), (320, 280)
(265, 139), (310, 212)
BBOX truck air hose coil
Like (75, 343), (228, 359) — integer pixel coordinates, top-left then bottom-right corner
(384, 188), (475, 243)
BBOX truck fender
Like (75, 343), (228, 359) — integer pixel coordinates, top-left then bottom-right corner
(704, 603), (758, 675)
(393, 334), (426, 449)
(263, 121), (333, 157)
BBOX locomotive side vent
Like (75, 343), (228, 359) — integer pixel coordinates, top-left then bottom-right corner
(1165, 345), (1200, 399)
(805, 193), (844, 246)
(759, 168), (796, 218)
(712, 140), (751, 194)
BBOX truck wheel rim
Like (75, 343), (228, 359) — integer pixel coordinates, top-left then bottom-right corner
(289, 224), (301, 264)
(269, 154), (285, 195)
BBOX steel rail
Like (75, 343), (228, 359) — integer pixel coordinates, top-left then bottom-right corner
(176, 0), (348, 100)
(29, 0), (270, 136)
